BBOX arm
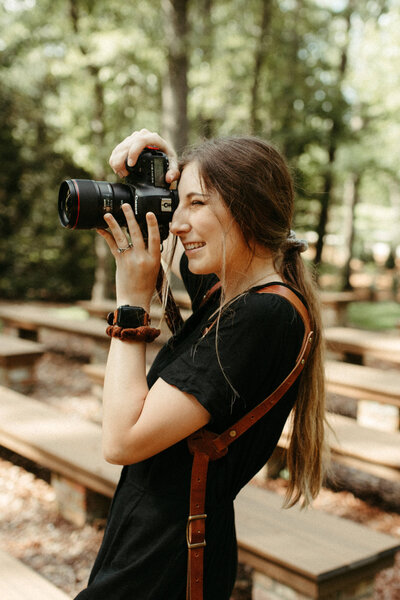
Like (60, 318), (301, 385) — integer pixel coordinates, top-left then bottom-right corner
(99, 131), (210, 465)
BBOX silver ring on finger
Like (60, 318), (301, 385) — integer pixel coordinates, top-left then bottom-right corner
(117, 243), (133, 253)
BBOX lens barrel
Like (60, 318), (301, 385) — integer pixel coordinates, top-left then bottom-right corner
(58, 179), (132, 229)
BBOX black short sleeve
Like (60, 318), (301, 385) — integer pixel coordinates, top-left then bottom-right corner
(159, 289), (304, 429)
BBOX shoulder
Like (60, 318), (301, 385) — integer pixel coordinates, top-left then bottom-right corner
(221, 284), (305, 334)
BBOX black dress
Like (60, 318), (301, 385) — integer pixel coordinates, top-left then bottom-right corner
(74, 255), (304, 600)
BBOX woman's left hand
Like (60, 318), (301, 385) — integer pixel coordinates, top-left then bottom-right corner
(97, 204), (161, 311)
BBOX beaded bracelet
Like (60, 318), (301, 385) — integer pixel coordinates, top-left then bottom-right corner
(106, 325), (161, 343)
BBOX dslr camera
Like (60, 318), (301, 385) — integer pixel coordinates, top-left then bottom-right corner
(58, 148), (179, 241)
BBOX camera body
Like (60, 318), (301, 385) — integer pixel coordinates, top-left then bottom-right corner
(58, 148), (178, 241)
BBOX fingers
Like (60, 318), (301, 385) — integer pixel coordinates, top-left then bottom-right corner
(96, 228), (118, 256)
(109, 129), (180, 184)
(121, 204), (146, 251)
(99, 205), (161, 261)
(145, 212), (161, 259)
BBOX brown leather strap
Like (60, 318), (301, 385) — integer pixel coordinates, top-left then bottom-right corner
(186, 284), (313, 600)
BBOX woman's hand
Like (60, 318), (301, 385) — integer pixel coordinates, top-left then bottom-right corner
(109, 128), (180, 184)
(97, 205), (161, 311)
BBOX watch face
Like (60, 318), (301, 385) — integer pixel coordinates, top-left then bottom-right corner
(117, 306), (147, 328)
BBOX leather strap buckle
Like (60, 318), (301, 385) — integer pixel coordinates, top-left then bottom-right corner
(186, 514), (207, 549)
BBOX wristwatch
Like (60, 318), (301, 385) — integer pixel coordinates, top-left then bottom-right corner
(107, 305), (150, 328)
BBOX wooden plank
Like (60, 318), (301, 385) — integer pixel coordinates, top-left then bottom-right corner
(0, 386), (121, 497)
(0, 335), (45, 360)
(325, 359), (400, 408)
(327, 413), (400, 470)
(325, 326), (400, 364)
(0, 549), (70, 600)
(235, 485), (400, 598)
(277, 412), (400, 482)
(0, 304), (171, 348)
(0, 306), (108, 341)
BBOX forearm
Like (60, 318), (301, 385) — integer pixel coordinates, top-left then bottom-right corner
(102, 337), (149, 463)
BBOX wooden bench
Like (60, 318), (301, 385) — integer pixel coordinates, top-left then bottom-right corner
(235, 484), (400, 600)
(0, 334), (45, 393)
(0, 304), (170, 363)
(0, 385), (121, 526)
(0, 387), (400, 599)
(320, 290), (359, 326)
(326, 359), (400, 431)
(276, 411), (400, 487)
(325, 326), (400, 365)
(78, 296), (192, 321)
(0, 548), (70, 599)
(0, 386), (399, 599)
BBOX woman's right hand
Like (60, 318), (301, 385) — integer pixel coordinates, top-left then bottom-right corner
(109, 128), (180, 184)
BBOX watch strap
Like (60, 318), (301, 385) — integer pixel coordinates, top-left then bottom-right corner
(107, 306), (150, 328)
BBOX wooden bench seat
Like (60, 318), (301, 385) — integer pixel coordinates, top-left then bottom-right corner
(0, 548), (70, 599)
(78, 297), (192, 321)
(320, 290), (359, 326)
(0, 385), (121, 525)
(325, 359), (400, 408)
(277, 411), (400, 487)
(0, 304), (169, 362)
(325, 326), (400, 365)
(235, 485), (400, 599)
(0, 334), (45, 393)
(0, 386), (399, 598)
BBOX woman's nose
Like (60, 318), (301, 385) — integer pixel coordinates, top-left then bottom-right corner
(170, 208), (190, 236)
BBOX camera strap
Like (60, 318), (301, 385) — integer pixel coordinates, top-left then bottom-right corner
(185, 284), (313, 600)
(155, 266), (184, 335)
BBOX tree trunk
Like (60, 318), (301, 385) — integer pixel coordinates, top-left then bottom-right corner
(249, 0), (273, 135)
(314, 137), (336, 266)
(196, 0), (216, 138)
(69, 0), (113, 302)
(313, 4), (353, 267)
(162, 0), (189, 153)
(342, 173), (361, 290)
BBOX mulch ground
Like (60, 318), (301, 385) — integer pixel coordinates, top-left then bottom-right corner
(0, 341), (399, 598)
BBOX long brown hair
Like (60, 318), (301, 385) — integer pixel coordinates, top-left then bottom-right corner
(179, 136), (327, 507)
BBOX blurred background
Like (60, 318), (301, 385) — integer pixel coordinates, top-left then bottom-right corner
(1, 0), (399, 309)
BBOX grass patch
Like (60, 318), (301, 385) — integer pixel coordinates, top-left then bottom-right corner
(347, 301), (400, 331)
(50, 306), (89, 320)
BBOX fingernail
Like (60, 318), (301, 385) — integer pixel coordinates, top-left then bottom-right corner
(127, 158), (133, 167)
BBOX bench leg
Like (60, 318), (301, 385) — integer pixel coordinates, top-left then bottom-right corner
(343, 352), (364, 365)
(51, 474), (111, 527)
(252, 570), (375, 600)
(357, 400), (400, 432)
(0, 364), (37, 394)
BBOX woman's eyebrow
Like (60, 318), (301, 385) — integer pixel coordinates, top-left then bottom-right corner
(186, 192), (209, 199)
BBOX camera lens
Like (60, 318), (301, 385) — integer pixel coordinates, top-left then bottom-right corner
(58, 179), (132, 229)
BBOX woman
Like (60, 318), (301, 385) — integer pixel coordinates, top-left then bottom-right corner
(74, 129), (326, 600)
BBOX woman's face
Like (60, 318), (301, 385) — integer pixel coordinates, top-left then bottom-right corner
(171, 162), (250, 279)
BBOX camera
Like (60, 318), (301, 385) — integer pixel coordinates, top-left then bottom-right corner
(58, 148), (178, 241)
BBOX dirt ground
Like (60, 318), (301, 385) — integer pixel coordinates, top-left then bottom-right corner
(0, 343), (399, 598)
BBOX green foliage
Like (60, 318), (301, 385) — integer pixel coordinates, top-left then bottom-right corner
(0, 0), (399, 300)
(347, 301), (400, 331)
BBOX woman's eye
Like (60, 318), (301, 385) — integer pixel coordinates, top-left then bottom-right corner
(191, 199), (204, 206)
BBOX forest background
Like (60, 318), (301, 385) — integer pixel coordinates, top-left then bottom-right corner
(1, 0), (399, 302)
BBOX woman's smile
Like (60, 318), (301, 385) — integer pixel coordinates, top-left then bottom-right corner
(183, 241), (206, 254)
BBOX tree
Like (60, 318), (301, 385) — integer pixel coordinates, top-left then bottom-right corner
(162, 0), (189, 153)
